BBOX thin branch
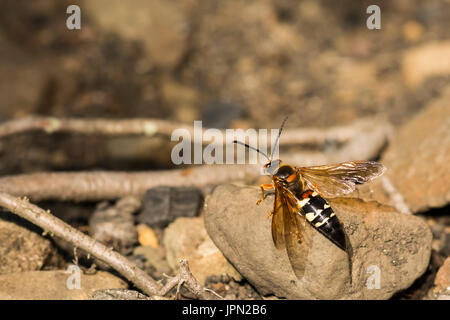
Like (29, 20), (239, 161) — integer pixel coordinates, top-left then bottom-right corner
(279, 117), (391, 146)
(0, 115), (390, 146)
(0, 117), (182, 138)
(174, 259), (223, 300)
(0, 192), (221, 300)
(284, 118), (392, 164)
(0, 165), (258, 201)
(0, 191), (161, 297)
(0, 119), (390, 202)
(158, 274), (181, 296)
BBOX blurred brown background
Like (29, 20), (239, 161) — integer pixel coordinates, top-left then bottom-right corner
(0, 0), (449, 173)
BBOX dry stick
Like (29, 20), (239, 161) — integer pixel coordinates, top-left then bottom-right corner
(0, 117), (184, 138)
(0, 120), (391, 202)
(0, 165), (258, 201)
(0, 116), (388, 146)
(159, 260), (222, 300)
(176, 259), (223, 300)
(0, 192), (160, 296)
(0, 192), (219, 299)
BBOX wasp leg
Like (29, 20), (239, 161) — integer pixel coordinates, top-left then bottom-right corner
(256, 184), (274, 205)
(266, 200), (282, 219)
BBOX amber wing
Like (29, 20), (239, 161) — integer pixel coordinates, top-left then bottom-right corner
(297, 160), (386, 198)
(271, 182), (314, 279)
(271, 185), (285, 250)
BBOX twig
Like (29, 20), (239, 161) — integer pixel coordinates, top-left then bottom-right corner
(280, 117), (391, 146)
(0, 191), (161, 296)
(0, 192), (222, 299)
(0, 118), (390, 202)
(0, 117), (180, 138)
(0, 115), (389, 146)
(177, 259), (222, 299)
(284, 118), (392, 164)
(160, 259), (222, 300)
(0, 165), (258, 201)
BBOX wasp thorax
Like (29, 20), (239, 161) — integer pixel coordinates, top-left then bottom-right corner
(273, 164), (295, 181)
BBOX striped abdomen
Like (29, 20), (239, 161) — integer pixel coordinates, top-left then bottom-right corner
(296, 190), (347, 251)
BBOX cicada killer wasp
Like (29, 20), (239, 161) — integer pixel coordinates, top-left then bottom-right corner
(233, 117), (386, 283)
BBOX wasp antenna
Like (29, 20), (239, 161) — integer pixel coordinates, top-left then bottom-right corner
(270, 116), (288, 160)
(232, 140), (269, 161)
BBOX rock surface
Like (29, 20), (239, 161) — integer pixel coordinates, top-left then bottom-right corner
(402, 41), (450, 88)
(379, 88), (450, 213)
(205, 184), (432, 299)
(434, 257), (450, 289)
(0, 214), (56, 274)
(0, 270), (127, 300)
(426, 256), (450, 300)
(345, 88), (450, 214)
(163, 217), (242, 285)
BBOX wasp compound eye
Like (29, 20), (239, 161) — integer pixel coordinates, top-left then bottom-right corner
(264, 159), (281, 175)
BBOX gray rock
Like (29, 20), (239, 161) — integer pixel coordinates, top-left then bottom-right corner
(0, 213), (57, 274)
(137, 186), (202, 228)
(381, 88), (450, 213)
(355, 88), (450, 214)
(205, 184), (432, 299)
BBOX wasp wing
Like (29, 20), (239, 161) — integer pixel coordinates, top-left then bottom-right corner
(277, 186), (314, 279)
(298, 161), (386, 198)
(271, 184), (285, 250)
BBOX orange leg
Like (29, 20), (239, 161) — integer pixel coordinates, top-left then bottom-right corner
(256, 184), (274, 205)
(267, 204), (281, 218)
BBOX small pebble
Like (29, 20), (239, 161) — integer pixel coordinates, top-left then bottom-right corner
(136, 224), (159, 248)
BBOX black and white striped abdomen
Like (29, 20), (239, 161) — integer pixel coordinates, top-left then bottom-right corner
(296, 190), (347, 251)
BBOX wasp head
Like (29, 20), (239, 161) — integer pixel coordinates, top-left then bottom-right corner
(263, 159), (282, 175)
